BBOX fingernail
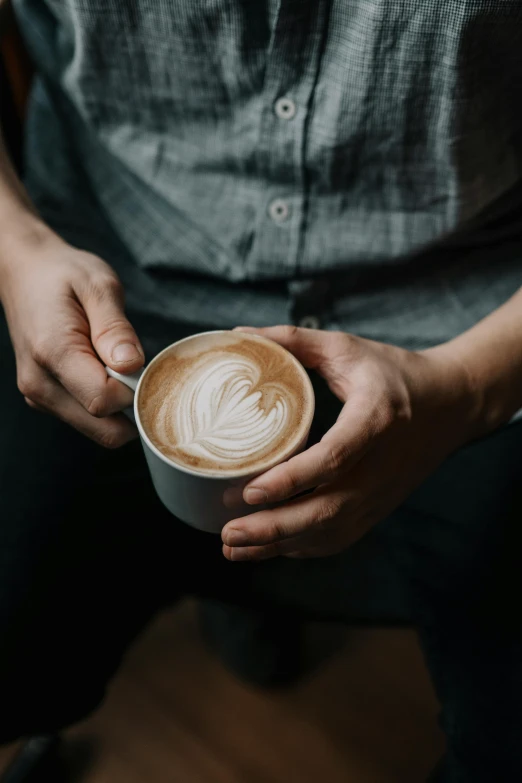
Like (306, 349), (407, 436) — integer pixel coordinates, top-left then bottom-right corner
(112, 343), (141, 364)
(224, 528), (249, 546)
(233, 326), (256, 333)
(245, 487), (268, 505)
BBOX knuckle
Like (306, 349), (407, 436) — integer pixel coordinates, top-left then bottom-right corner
(31, 338), (55, 369)
(85, 392), (110, 418)
(87, 272), (123, 302)
(281, 324), (299, 340)
(330, 330), (357, 354)
(324, 442), (349, 473)
(267, 519), (287, 542)
(392, 388), (413, 425)
(330, 330), (349, 346)
(96, 426), (128, 450)
(373, 392), (410, 434)
(102, 273), (123, 295)
(281, 464), (301, 496)
(32, 340), (73, 378)
(317, 496), (343, 524)
(76, 250), (104, 268)
(96, 317), (133, 342)
(376, 398), (396, 431)
(17, 369), (40, 399)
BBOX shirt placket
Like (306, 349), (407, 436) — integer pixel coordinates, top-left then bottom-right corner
(247, 0), (330, 280)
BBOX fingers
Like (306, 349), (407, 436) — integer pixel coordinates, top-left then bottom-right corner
(222, 486), (348, 555)
(222, 533), (313, 561)
(20, 364), (137, 448)
(76, 272), (144, 373)
(222, 519), (345, 560)
(235, 324), (359, 404)
(30, 272), (143, 417)
(235, 325), (333, 370)
(242, 403), (374, 506)
(223, 534), (343, 561)
(241, 439), (347, 507)
(32, 336), (136, 417)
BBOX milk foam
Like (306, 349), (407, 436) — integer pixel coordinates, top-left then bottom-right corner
(156, 353), (289, 466)
(138, 332), (312, 475)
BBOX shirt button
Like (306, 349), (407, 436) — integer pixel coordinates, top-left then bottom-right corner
(268, 198), (290, 223)
(274, 97), (296, 120)
(299, 315), (321, 330)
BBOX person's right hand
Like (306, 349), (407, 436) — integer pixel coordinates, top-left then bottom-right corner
(0, 230), (145, 447)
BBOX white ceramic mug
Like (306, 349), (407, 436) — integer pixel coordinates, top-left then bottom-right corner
(107, 331), (315, 534)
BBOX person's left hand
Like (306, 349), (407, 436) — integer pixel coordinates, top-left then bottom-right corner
(222, 325), (480, 561)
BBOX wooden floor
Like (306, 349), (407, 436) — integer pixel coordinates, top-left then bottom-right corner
(0, 601), (444, 783)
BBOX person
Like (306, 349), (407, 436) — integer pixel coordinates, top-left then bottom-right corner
(1, 1), (522, 780)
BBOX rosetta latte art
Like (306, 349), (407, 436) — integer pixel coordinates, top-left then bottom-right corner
(156, 354), (290, 466)
(138, 332), (311, 475)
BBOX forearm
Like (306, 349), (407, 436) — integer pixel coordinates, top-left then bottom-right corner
(0, 129), (54, 267)
(426, 286), (522, 436)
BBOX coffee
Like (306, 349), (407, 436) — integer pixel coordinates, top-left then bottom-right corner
(137, 331), (314, 476)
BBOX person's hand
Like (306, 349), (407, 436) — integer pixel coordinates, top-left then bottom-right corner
(0, 230), (144, 447)
(222, 325), (480, 560)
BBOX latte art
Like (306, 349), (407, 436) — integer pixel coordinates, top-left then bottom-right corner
(138, 332), (313, 476)
(174, 355), (290, 465)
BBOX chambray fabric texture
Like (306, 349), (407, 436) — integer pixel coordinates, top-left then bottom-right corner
(12, 0), (522, 349)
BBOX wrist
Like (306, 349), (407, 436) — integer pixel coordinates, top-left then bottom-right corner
(0, 214), (62, 277)
(419, 342), (486, 443)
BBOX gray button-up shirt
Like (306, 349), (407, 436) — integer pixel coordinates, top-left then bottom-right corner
(12, 0), (522, 348)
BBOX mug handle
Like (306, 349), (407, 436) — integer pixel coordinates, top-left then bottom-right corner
(105, 366), (144, 422)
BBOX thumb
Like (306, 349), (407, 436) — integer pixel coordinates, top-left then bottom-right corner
(79, 275), (145, 372)
(234, 325), (329, 370)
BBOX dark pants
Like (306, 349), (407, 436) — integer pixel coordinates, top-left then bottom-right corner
(1, 309), (522, 782)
